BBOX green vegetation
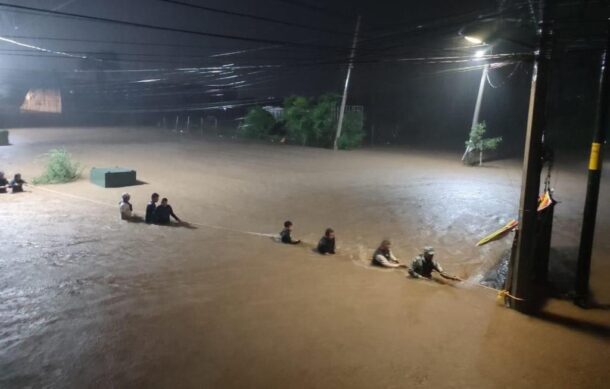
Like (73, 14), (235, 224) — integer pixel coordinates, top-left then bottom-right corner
(239, 94), (365, 150)
(284, 95), (315, 145)
(336, 110), (365, 150)
(464, 122), (502, 166)
(239, 106), (277, 139)
(33, 148), (81, 184)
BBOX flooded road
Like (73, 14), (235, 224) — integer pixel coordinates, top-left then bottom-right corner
(1, 127), (609, 388)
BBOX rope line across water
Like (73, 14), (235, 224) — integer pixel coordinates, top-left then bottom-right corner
(30, 185), (521, 301)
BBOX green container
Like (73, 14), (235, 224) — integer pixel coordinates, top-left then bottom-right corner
(90, 167), (137, 188)
(0, 130), (8, 146)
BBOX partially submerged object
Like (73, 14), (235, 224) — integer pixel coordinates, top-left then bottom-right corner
(476, 190), (556, 247)
(0, 130), (8, 146)
(476, 219), (519, 247)
(90, 167), (137, 188)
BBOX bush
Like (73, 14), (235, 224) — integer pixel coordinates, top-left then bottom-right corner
(337, 110), (365, 150)
(239, 106), (277, 139)
(310, 94), (340, 148)
(33, 148), (81, 184)
(464, 122), (502, 166)
(284, 95), (314, 145)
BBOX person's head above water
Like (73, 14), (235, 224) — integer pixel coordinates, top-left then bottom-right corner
(325, 228), (335, 239)
(161, 197), (168, 206)
(14, 173), (21, 180)
(284, 220), (293, 229)
(379, 239), (391, 251)
(423, 246), (435, 260)
(121, 192), (130, 201)
(0, 171), (4, 179)
(151, 192), (159, 202)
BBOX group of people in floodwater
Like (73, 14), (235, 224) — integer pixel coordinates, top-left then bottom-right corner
(117, 192), (460, 280)
(0, 171), (25, 194)
(6, 175), (461, 281)
(280, 220), (462, 281)
(118, 194), (460, 280)
(119, 192), (182, 225)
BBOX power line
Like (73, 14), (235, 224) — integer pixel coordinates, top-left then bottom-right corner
(154, 0), (352, 36)
(269, 0), (354, 21)
(0, 2), (355, 51)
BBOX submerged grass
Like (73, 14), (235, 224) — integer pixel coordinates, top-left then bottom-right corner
(33, 148), (81, 185)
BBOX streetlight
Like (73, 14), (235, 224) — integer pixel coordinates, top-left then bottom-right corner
(461, 42), (490, 162)
(474, 49), (486, 59)
(464, 35), (485, 45)
(459, 17), (536, 163)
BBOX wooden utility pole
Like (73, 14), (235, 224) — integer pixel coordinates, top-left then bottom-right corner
(334, 15), (361, 151)
(575, 20), (610, 308)
(508, 1), (554, 313)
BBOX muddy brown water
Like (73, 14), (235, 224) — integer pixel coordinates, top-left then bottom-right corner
(1, 127), (609, 388)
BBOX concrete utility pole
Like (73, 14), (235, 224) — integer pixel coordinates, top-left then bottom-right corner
(508, 1), (554, 313)
(334, 15), (361, 151)
(575, 20), (610, 308)
(462, 63), (490, 161)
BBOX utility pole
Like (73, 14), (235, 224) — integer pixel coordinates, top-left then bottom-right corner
(574, 20), (610, 308)
(334, 15), (361, 151)
(462, 63), (490, 161)
(508, 2), (553, 313)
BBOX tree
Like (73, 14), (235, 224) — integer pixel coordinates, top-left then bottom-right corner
(284, 95), (314, 145)
(239, 106), (276, 139)
(240, 94), (365, 150)
(464, 122), (502, 166)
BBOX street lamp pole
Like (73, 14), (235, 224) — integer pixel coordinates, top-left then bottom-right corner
(334, 15), (361, 151)
(462, 62), (490, 161)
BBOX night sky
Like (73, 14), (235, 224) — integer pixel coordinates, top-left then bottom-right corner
(0, 0), (607, 149)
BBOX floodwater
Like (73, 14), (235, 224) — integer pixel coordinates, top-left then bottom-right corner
(1, 127), (609, 388)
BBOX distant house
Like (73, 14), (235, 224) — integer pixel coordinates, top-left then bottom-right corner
(20, 89), (62, 114)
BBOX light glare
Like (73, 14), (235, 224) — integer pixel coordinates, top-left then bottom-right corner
(464, 35), (484, 44)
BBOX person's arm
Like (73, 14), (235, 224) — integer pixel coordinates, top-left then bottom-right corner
(389, 251), (399, 263)
(145, 205), (154, 223)
(281, 230), (300, 244)
(433, 261), (462, 281)
(408, 259), (425, 278)
(329, 239), (335, 254)
(169, 206), (181, 222)
(317, 239), (328, 254)
(439, 272), (462, 281)
(375, 254), (402, 268)
(288, 231), (300, 244)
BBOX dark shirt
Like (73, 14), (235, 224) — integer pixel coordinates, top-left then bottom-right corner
(317, 236), (336, 254)
(154, 204), (178, 225)
(0, 177), (8, 193)
(10, 178), (24, 193)
(145, 202), (157, 224)
(280, 228), (299, 244)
